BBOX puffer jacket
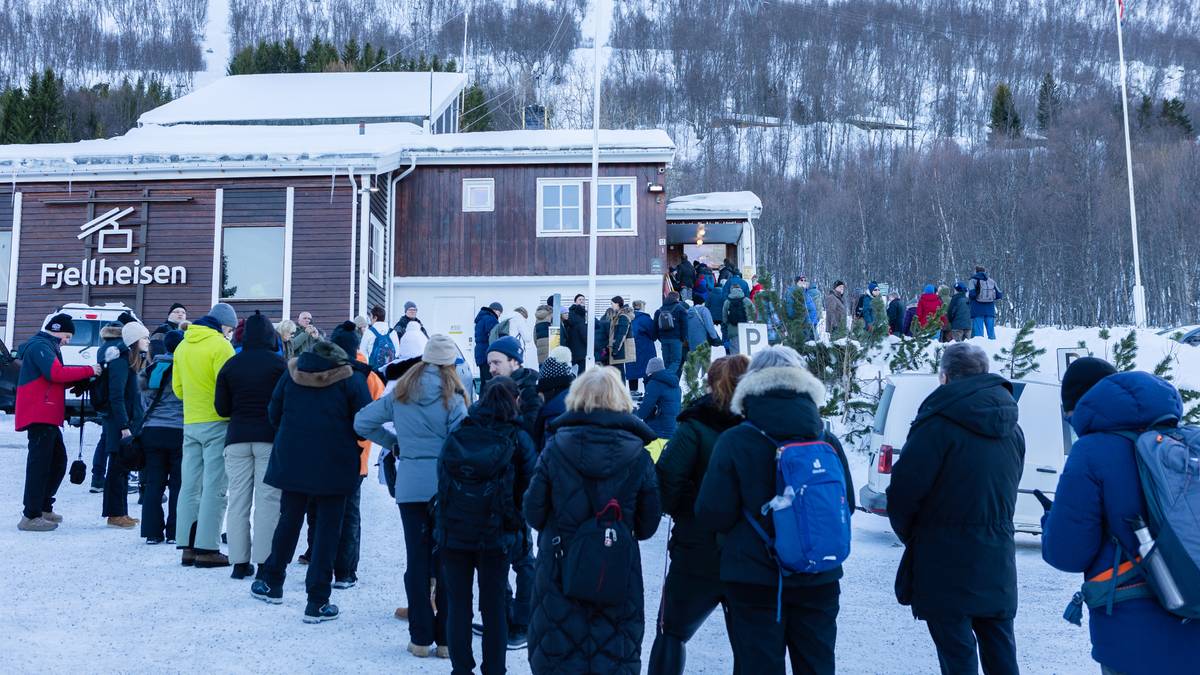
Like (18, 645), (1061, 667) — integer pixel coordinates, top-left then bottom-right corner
(1042, 373), (1198, 675)
(634, 369), (681, 439)
(916, 292), (943, 328)
(139, 354), (183, 430)
(214, 313), (287, 445)
(887, 373), (1024, 620)
(626, 311), (657, 381)
(607, 306), (635, 363)
(946, 291), (971, 330)
(563, 304), (589, 365)
(354, 363), (468, 504)
(534, 306), (552, 365)
(657, 394), (742, 579)
(473, 307), (499, 367)
(696, 366), (855, 589)
(15, 331), (94, 431)
(533, 376), (572, 451)
(266, 342), (373, 496)
(510, 366), (541, 436)
(97, 327), (144, 433)
(524, 409), (662, 675)
(171, 316), (235, 424)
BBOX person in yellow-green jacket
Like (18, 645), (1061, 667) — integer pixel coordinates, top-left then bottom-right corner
(172, 303), (238, 568)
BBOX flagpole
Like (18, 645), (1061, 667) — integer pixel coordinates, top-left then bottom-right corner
(1114, 0), (1147, 327)
(584, 0), (604, 369)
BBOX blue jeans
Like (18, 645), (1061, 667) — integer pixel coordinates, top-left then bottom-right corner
(972, 316), (996, 340)
(661, 338), (683, 375)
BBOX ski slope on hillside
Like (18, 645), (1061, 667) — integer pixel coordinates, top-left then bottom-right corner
(197, 0), (233, 90)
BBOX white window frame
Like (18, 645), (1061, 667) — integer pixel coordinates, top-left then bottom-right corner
(462, 178), (495, 213)
(536, 178), (585, 237)
(595, 176), (638, 236)
(368, 215), (385, 283)
(535, 177), (638, 237)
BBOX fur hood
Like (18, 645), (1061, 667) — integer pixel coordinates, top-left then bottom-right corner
(535, 305), (553, 322)
(731, 366), (826, 416)
(100, 324), (124, 340)
(288, 342), (353, 388)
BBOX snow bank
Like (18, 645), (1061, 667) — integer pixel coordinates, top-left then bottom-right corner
(666, 191), (763, 218)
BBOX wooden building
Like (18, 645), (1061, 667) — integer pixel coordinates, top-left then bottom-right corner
(0, 73), (675, 366)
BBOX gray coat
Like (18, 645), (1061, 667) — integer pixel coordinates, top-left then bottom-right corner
(354, 365), (467, 504)
(825, 290), (848, 334)
(139, 354), (184, 430)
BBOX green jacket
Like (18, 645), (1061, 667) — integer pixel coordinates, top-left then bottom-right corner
(172, 322), (235, 424)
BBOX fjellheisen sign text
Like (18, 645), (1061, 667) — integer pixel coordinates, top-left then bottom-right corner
(41, 259), (187, 289)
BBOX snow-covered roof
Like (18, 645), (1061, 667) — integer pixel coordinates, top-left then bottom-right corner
(138, 72), (468, 127)
(0, 123), (676, 180)
(666, 191), (762, 220)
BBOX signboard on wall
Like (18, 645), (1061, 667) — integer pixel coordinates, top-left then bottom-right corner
(40, 209), (187, 289)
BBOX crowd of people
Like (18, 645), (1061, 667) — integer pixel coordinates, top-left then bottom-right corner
(13, 271), (1197, 675)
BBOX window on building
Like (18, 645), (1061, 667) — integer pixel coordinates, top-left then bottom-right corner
(462, 178), (495, 212)
(537, 179), (583, 235)
(221, 226), (284, 300)
(0, 230), (10, 302)
(597, 178), (636, 233)
(369, 216), (385, 283)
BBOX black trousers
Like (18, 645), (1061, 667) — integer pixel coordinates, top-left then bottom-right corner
(648, 567), (734, 675)
(22, 424), (67, 519)
(925, 615), (1019, 675)
(100, 419), (130, 518)
(399, 501), (448, 647)
(507, 527), (534, 628)
(258, 490), (346, 607)
(725, 580), (840, 675)
(443, 547), (509, 675)
(333, 477), (363, 580)
(139, 427), (183, 540)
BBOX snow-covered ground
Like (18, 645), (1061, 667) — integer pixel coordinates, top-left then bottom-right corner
(1, 415), (1098, 673)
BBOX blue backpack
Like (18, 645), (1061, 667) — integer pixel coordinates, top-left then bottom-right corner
(742, 422), (852, 617)
(368, 326), (396, 369)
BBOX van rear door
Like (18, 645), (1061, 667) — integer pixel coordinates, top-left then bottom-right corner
(1013, 382), (1067, 533)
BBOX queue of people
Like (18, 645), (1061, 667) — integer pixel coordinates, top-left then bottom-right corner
(14, 278), (1197, 675)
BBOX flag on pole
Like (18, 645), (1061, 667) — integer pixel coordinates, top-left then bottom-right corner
(1119, 0), (1127, 22)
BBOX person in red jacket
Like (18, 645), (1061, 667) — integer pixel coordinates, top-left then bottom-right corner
(17, 313), (101, 531)
(916, 284), (944, 329)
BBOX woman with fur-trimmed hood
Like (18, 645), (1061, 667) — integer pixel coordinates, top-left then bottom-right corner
(695, 346), (855, 675)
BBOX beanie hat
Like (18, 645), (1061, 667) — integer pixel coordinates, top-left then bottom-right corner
(923, 284), (936, 294)
(168, 303), (186, 316)
(330, 320), (361, 357)
(423, 334), (459, 366)
(1061, 357), (1118, 413)
(646, 357), (666, 377)
(868, 282), (879, 292)
(404, 300), (417, 312)
(549, 345), (573, 365)
(955, 281), (967, 292)
(164, 329), (185, 354)
(312, 340), (349, 365)
(488, 301), (504, 314)
(45, 313), (76, 334)
(398, 328), (429, 361)
(121, 322), (150, 347)
(208, 302), (238, 329)
(487, 336), (524, 364)
(353, 315), (369, 332)
(833, 280), (845, 289)
(539, 353), (575, 381)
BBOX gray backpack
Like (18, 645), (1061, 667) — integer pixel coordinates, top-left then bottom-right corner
(974, 278), (998, 303)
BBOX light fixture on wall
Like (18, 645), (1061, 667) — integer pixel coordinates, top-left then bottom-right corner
(646, 182), (665, 193)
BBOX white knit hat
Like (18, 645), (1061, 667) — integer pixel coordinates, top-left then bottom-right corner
(121, 322), (150, 347)
(549, 346), (573, 364)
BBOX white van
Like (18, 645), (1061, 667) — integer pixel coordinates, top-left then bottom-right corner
(859, 373), (1073, 534)
(38, 303), (140, 367)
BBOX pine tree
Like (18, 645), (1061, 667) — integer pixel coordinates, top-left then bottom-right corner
(0, 88), (34, 144)
(1035, 72), (1061, 132)
(890, 305), (943, 373)
(228, 45), (257, 75)
(680, 343), (711, 408)
(1153, 354), (1175, 381)
(460, 84), (492, 132)
(1136, 95), (1155, 129)
(282, 38), (303, 73)
(1181, 389), (1200, 425)
(1112, 330), (1138, 371)
(993, 320), (1046, 380)
(989, 83), (1023, 141)
(341, 38), (361, 67)
(1160, 98), (1195, 138)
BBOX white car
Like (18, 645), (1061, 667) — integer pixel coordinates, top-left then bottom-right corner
(1158, 325), (1200, 347)
(859, 373), (1073, 535)
(39, 303), (140, 368)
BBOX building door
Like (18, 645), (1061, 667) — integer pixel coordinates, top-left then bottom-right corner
(429, 296), (477, 375)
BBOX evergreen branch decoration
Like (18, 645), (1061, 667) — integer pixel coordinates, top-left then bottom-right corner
(681, 343), (711, 408)
(1112, 330), (1138, 372)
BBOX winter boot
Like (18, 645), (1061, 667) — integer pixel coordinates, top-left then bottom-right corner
(394, 607), (408, 620)
(17, 516), (58, 532)
(303, 602), (339, 624)
(41, 511), (63, 523)
(435, 645), (449, 658)
(231, 563), (255, 580)
(407, 643), (433, 658)
(250, 579), (283, 605)
(194, 551), (231, 568)
(507, 624), (528, 651)
(180, 548), (197, 567)
(332, 575), (357, 589)
(106, 516), (138, 529)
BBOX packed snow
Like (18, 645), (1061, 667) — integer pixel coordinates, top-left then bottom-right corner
(667, 192), (764, 219)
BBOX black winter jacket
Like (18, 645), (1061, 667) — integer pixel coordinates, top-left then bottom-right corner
(510, 367), (541, 437)
(562, 305), (589, 365)
(524, 409), (662, 675)
(887, 299), (904, 334)
(946, 291), (971, 330)
(533, 376), (572, 451)
(656, 394), (741, 580)
(214, 317), (287, 445)
(652, 299), (688, 340)
(886, 373), (1025, 620)
(436, 401), (537, 552)
(696, 366), (854, 589)
(265, 345), (373, 496)
(98, 329), (144, 433)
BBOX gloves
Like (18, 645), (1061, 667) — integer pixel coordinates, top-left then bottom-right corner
(1033, 489), (1053, 513)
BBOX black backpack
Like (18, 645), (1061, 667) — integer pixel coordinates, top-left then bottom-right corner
(726, 296), (748, 326)
(89, 363), (111, 413)
(657, 309), (675, 332)
(436, 422), (520, 551)
(853, 293), (869, 318)
(558, 466), (642, 606)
